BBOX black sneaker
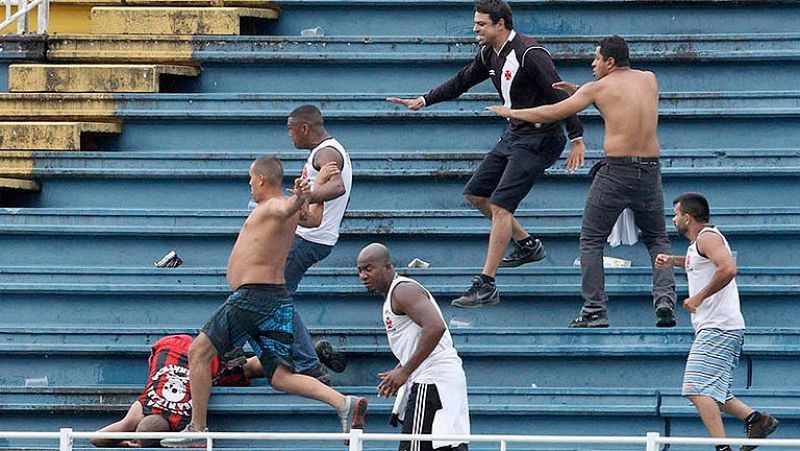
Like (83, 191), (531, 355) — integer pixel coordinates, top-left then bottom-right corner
(220, 346), (248, 369)
(451, 276), (500, 308)
(742, 412), (779, 451)
(316, 339), (347, 373)
(656, 306), (677, 328)
(499, 239), (546, 268)
(569, 311), (610, 328)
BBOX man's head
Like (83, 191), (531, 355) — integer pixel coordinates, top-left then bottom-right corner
(249, 155), (283, 203)
(357, 243), (395, 295)
(473, 0), (513, 47)
(133, 414), (170, 447)
(672, 192), (710, 238)
(592, 35), (630, 79)
(287, 104), (325, 149)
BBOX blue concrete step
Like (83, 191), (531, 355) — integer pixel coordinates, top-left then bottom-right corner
(0, 327), (796, 388)
(43, 34), (800, 93)
(252, 2), (800, 36)
(0, 207), (794, 231)
(660, 390), (800, 450)
(5, 148), (798, 172)
(0, 386), (665, 449)
(1, 386), (796, 449)
(0, 92), (797, 152)
(9, 159), (799, 210)
(0, 266), (795, 329)
(0, 208), (796, 267)
(5, 91), (800, 119)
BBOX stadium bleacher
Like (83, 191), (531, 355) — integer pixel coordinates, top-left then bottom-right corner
(0, 0), (798, 449)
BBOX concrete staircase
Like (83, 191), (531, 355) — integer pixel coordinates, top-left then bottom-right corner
(0, 0), (798, 449)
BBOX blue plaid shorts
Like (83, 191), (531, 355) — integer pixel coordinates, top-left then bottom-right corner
(202, 284), (295, 380)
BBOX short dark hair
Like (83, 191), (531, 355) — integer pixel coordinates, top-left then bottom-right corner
(673, 192), (710, 222)
(597, 35), (630, 68)
(475, 0), (513, 30)
(252, 155), (284, 186)
(289, 104), (324, 127)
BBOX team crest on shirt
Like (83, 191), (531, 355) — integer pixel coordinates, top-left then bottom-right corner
(504, 69), (512, 80)
(384, 314), (395, 332)
(146, 364), (192, 416)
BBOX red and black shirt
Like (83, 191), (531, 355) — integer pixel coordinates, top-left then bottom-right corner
(138, 335), (249, 430)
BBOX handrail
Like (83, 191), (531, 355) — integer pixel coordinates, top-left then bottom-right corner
(1, 429), (799, 451)
(0, 0), (49, 34)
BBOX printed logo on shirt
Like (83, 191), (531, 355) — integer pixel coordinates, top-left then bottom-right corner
(145, 364), (192, 416)
(384, 314), (395, 332)
(301, 165), (308, 179)
(504, 69), (513, 80)
(686, 255), (693, 271)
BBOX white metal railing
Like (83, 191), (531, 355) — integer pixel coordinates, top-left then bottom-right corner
(1, 429), (799, 451)
(1, 0), (49, 34)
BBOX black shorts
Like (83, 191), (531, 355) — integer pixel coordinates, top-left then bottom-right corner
(464, 131), (566, 213)
(399, 383), (469, 451)
(201, 284), (295, 380)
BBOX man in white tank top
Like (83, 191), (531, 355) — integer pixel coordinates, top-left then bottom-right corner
(357, 243), (470, 451)
(655, 193), (778, 451)
(270, 105), (354, 382)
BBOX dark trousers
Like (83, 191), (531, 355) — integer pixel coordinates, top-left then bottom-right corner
(285, 235), (333, 373)
(579, 159), (676, 314)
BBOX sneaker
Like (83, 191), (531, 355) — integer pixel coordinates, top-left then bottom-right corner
(655, 306), (677, 328)
(316, 339), (347, 373)
(220, 346), (248, 369)
(569, 311), (610, 328)
(499, 239), (547, 268)
(302, 364), (332, 386)
(451, 276), (500, 308)
(741, 412), (779, 451)
(160, 424), (208, 448)
(338, 395), (368, 434)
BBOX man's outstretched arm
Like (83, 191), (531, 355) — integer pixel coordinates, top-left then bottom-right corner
(486, 82), (597, 124)
(387, 49), (490, 110)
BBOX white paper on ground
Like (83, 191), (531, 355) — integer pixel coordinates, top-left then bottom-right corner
(572, 256), (632, 268)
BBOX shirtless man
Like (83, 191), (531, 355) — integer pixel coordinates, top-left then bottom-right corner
(161, 156), (367, 447)
(487, 35), (677, 328)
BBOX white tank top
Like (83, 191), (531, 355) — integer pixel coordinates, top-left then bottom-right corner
(686, 226), (745, 331)
(383, 275), (465, 384)
(296, 138), (352, 246)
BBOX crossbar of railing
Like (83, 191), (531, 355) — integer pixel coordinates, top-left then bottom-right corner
(0, 0), (49, 34)
(2, 429), (800, 451)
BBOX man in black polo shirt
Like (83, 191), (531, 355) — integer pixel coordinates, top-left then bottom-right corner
(388, 0), (585, 308)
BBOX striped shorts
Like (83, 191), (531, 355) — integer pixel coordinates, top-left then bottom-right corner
(682, 328), (745, 404)
(399, 383), (469, 451)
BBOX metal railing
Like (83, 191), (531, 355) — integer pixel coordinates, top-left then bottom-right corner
(1, 0), (49, 34)
(1, 429), (799, 451)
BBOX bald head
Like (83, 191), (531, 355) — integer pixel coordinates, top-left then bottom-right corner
(358, 243), (391, 264)
(357, 243), (394, 296)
